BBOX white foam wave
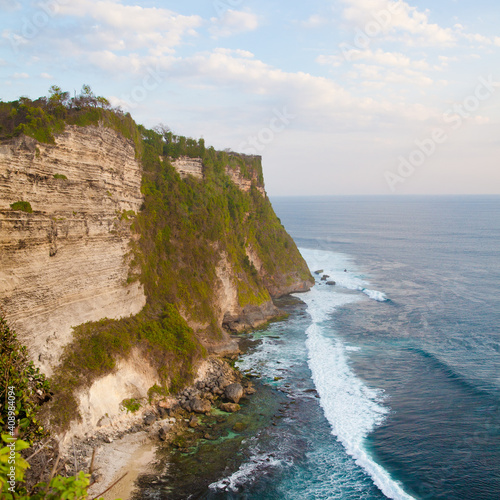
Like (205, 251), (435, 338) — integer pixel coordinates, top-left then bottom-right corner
(208, 452), (283, 493)
(302, 247), (388, 302)
(297, 248), (415, 500)
(345, 345), (361, 352)
(362, 288), (387, 302)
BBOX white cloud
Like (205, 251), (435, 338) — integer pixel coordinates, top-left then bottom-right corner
(318, 48), (429, 70)
(341, 0), (456, 46)
(40, 72), (53, 79)
(163, 49), (437, 124)
(12, 72), (29, 79)
(57, 0), (202, 55)
(209, 9), (259, 38)
(302, 14), (327, 28)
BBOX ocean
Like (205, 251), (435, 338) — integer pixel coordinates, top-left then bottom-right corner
(136, 195), (500, 499)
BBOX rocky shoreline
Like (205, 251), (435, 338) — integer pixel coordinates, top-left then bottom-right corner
(26, 356), (257, 499)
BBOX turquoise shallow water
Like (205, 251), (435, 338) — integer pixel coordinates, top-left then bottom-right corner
(137, 195), (500, 499)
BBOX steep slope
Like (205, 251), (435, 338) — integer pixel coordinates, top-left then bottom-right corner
(0, 126), (145, 376)
(0, 98), (313, 438)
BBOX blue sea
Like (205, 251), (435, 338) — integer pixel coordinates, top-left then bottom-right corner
(137, 195), (500, 499)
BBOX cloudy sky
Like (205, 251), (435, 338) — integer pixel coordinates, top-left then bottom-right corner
(1, 0), (499, 195)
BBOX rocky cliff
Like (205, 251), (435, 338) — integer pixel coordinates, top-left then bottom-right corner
(0, 103), (313, 441)
(0, 126), (146, 376)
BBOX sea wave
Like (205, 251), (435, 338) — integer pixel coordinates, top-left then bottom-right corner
(208, 451), (283, 493)
(298, 248), (415, 500)
(302, 247), (388, 302)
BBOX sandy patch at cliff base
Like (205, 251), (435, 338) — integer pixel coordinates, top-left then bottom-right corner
(87, 431), (158, 500)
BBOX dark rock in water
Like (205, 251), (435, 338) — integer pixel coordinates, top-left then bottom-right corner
(245, 387), (256, 395)
(158, 424), (172, 441)
(232, 422), (247, 433)
(314, 269), (324, 275)
(220, 403), (241, 413)
(191, 397), (211, 414)
(203, 433), (216, 441)
(143, 413), (156, 426)
(224, 383), (244, 404)
(321, 275), (330, 281)
(326, 281), (336, 286)
(189, 415), (199, 428)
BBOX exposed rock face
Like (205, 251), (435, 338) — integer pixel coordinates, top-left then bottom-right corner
(225, 163), (266, 196)
(245, 243), (312, 298)
(215, 250), (280, 334)
(0, 126), (146, 374)
(170, 156), (204, 179)
(66, 347), (160, 445)
(171, 154), (266, 196)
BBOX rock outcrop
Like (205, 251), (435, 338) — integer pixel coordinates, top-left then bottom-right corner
(225, 161), (266, 196)
(170, 156), (204, 179)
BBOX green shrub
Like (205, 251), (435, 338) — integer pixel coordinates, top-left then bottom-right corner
(121, 398), (141, 413)
(0, 435), (97, 499)
(53, 173), (67, 180)
(10, 201), (32, 213)
(0, 318), (50, 445)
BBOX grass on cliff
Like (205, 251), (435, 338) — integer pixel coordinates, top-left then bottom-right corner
(1, 86), (312, 432)
(0, 317), (50, 445)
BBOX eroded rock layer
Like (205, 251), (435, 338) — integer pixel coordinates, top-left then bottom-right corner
(0, 126), (146, 374)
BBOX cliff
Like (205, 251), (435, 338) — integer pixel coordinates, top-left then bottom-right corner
(0, 98), (313, 441)
(0, 127), (145, 376)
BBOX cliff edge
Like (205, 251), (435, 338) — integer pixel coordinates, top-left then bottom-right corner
(0, 97), (313, 441)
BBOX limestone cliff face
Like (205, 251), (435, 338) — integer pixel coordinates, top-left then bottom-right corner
(171, 154), (266, 196)
(170, 156), (204, 179)
(225, 161), (266, 196)
(0, 126), (146, 375)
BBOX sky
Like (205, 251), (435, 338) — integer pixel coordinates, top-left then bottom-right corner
(1, 0), (499, 196)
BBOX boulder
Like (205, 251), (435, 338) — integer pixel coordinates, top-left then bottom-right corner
(158, 407), (169, 419)
(326, 281), (336, 286)
(220, 403), (241, 413)
(321, 275), (330, 281)
(143, 413), (156, 426)
(158, 424), (172, 441)
(180, 399), (192, 412)
(314, 270), (324, 275)
(189, 415), (199, 428)
(191, 397), (211, 414)
(158, 397), (178, 409)
(224, 383), (244, 403)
